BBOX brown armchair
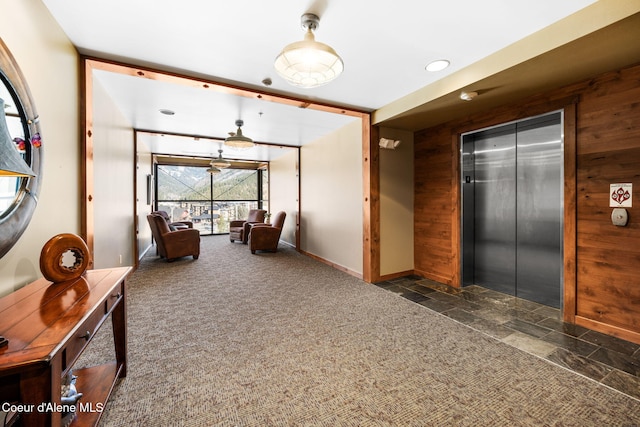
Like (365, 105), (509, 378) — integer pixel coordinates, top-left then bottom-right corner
(152, 210), (193, 230)
(248, 211), (286, 254)
(229, 209), (266, 243)
(147, 213), (200, 261)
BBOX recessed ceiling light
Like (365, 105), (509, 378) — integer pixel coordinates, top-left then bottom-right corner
(159, 109), (175, 115)
(425, 59), (450, 72)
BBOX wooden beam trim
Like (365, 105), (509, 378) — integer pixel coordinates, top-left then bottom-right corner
(362, 121), (378, 283)
(82, 59), (95, 268)
(83, 57), (369, 119)
(135, 129), (302, 149)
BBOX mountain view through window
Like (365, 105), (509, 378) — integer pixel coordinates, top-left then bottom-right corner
(156, 165), (267, 234)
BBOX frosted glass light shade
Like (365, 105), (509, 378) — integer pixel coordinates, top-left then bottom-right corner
(274, 30), (344, 88)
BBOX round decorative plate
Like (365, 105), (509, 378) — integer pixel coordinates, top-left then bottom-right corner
(39, 233), (91, 283)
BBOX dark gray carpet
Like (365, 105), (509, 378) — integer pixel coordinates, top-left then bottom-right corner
(79, 235), (640, 426)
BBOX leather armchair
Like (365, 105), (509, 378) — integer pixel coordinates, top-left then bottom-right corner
(229, 209), (266, 243)
(152, 210), (193, 230)
(248, 211), (286, 254)
(147, 213), (200, 261)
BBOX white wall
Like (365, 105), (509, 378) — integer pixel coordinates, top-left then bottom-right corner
(379, 128), (414, 276)
(300, 119), (363, 275)
(136, 138), (153, 260)
(269, 148), (298, 246)
(92, 79), (135, 269)
(0, 0), (80, 295)
(0, 2), (405, 291)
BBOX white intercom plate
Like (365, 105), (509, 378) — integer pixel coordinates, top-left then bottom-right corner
(611, 208), (629, 227)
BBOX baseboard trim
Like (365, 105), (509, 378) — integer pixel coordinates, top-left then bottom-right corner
(139, 243), (153, 260)
(575, 316), (640, 346)
(299, 250), (363, 280)
(413, 269), (454, 287)
(279, 240), (295, 249)
(378, 270), (415, 282)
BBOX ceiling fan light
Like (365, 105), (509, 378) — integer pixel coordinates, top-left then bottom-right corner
(224, 120), (254, 149)
(211, 149), (230, 168)
(274, 14), (343, 88)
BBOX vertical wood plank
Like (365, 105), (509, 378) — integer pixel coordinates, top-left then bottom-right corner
(450, 133), (461, 288)
(563, 103), (578, 322)
(82, 59), (95, 268)
(414, 125), (455, 285)
(363, 120), (379, 283)
(573, 65), (640, 339)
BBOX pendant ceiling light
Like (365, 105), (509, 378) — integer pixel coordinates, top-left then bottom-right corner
(211, 149), (230, 169)
(274, 13), (343, 88)
(224, 120), (254, 149)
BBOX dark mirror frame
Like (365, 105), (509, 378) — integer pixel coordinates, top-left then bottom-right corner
(0, 38), (43, 258)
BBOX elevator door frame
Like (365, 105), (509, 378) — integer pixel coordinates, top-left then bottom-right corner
(460, 110), (564, 308)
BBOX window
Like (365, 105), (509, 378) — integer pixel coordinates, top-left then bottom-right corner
(156, 165), (267, 235)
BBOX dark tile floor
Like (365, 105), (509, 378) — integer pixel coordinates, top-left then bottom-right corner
(375, 276), (640, 401)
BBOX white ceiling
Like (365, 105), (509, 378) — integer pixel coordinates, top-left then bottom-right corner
(91, 69), (358, 162)
(41, 0), (598, 161)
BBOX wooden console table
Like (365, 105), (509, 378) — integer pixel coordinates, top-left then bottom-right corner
(0, 267), (131, 427)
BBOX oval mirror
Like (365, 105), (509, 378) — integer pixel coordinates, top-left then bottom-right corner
(0, 39), (43, 258)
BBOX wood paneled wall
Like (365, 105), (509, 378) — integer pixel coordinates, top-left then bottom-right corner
(414, 62), (640, 343)
(574, 66), (640, 340)
(414, 125), (456, 285)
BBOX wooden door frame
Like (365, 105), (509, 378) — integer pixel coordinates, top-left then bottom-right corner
(81, 56), (376, 279)
(451, 101), (578, 322)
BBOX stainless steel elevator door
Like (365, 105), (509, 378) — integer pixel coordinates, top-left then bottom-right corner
(516, 115), (562, 307)
(462, 112), (563, 308)
(473, 125), (517, 296)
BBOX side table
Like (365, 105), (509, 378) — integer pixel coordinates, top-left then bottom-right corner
(0, 267), (131, 427)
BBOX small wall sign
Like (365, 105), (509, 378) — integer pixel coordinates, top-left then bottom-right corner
(610, 183), (633, 207)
